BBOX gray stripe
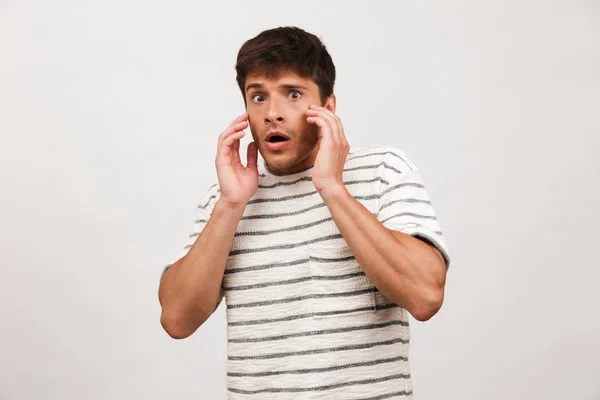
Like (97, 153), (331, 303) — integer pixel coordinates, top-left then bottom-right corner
(229, 320), (408, 343)
(242, 202), (327, 220)
(345, 177), (389, 186)
(381, 212), (438, 225)
(224, 271), (364, 291)
(188, 220), (208, 238)
(224, 258), (308, 275)
(347, 151), (398, 161)
(378, 198), (431, 212)
(235, 217), (332, 237)
(258, 176), (313, 189)
(380, 182), (425, 197)
(227, 233), (343, 255)
(310, 255), (355, 263)
(194, 184), (219, 210)
(228, 373), (410, 394)
(228, 303), (399, 326)
(356, 391), (414, 400)
(225, 255), (354, 276)
(354, 194), (382, 200)
(344, 162), (404, 175)
(248, 177), (393, 205)
(347, 150), (412, 170)
(257, 175), (389, 191)
(229, 337), (408, 361)
(247, 190), (317, 205)
(241, 192), (380, 222)
(198, 191), (218, 209)
(228, 355), (407, 377)
(227, 287), (375, 309)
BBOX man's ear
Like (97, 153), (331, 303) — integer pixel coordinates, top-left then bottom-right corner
(324, 93), (337, 113)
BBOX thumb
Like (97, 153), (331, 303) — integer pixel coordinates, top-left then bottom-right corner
(246, 142), (258, 172)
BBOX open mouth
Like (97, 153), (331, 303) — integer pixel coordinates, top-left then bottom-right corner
(265, 132), (291, 151)
(268, 135), (289, 143)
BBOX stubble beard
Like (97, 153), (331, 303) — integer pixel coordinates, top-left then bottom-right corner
(252, 124), (319, 174)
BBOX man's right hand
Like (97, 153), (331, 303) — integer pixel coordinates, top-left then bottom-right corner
(215, 113), (259, 208)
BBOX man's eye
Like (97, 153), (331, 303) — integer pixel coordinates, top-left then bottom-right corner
(251, 94), (265, 102)
(288, 91), (301, 99)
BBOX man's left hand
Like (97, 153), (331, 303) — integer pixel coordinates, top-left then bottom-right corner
(306, 105), (349, 195)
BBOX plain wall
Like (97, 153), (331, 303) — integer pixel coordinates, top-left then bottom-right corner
(1, 1), (599, 399)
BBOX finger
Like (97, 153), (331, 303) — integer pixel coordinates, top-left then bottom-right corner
(218, 120), (248, 149)
(307, 111), (336, 144)
(219, 114), (248, 148)
(232, 133), (241, 165)
(223, 130), (245, 147)
(225, 119), (249, 136)
(306, 115), (334, 147)
(218, 131), (245, 159)
(230, 112), (248, 126)
(246, 142), (258, 172)
(307, 108), (336, 136)
(309, 106), (343, 144)
(330, 112), (344, 144)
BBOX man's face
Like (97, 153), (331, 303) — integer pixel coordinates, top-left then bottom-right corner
(244, 71), (335, 175)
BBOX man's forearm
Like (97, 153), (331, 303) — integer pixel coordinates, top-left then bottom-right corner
(159, 200), (245, 338)
(319, 185), (447, 321)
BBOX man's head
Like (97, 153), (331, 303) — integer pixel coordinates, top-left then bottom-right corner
(235, 26), (337, 175)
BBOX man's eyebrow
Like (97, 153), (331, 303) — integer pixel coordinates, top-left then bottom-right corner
(281, 84), (308, 90)
(245, 83), (309, 93)
(245, 83), (263, 93)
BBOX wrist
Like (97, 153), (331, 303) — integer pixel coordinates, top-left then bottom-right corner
(214, 198), (247, 215)
(317, 183), (349, 203)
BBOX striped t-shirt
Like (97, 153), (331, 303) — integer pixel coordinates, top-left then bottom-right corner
(164, 145), (451, 399)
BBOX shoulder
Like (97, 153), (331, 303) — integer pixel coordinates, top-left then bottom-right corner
(348, 145), (418, 173)
(200, 181), (220, 199)
(206, 182), (221, 193)
(197, 181), (221, 212)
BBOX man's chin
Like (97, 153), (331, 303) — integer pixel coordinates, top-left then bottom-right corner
(263, 156), (296, 173)
(267, 157), (317, 175)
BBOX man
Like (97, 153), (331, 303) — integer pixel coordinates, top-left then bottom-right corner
(158, 26), (450, 399)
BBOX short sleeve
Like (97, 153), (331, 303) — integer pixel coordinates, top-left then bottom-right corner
(160, 183), (224, 305)
(376, 148), (451, 269)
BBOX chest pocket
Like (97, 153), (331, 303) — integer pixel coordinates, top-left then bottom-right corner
(307, 240), (377, 319)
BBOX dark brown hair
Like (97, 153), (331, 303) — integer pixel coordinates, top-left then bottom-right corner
(235, 26), (336, 105)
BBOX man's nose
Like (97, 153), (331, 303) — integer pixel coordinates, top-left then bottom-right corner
(265, 99), (284, 124)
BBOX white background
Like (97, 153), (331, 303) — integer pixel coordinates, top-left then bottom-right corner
(1, 1), (599, 399)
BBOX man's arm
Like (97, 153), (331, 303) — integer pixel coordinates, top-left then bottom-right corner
(306, 104), (448, 321)
(319, 185), (447, 321)
(158, 112), (258, 339)
(159, 200), (245, 339)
